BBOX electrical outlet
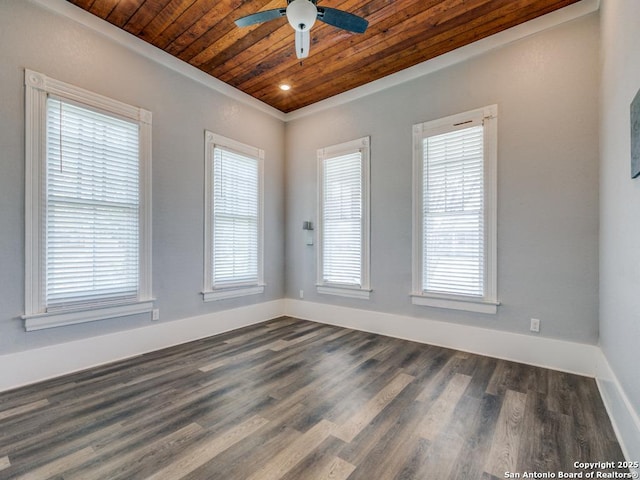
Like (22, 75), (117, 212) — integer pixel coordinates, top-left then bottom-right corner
(299, 289), (304, 299)
(530, 318), (540, 333)
(152, 309), (160, 321)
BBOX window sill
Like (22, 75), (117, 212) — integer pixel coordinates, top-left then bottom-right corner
(411, 293), (499, 314)
(22, 300), (155, 331)
(202, 285), (265, 302)
(317, 285), (371, 300)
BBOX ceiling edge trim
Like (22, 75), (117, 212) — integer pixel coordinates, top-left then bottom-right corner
(28, 0), (287, 122)
(284, 0), (600, 122)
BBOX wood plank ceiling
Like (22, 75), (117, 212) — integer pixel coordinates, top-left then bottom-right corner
(67, 0), (580, 113)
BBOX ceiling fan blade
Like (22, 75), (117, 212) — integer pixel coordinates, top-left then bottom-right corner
(235, 8), (286, 27)
(295, 29), (311, 59)
(317, 7), (368, 33)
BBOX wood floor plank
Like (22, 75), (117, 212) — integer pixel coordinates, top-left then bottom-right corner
(417, 373), (472, 440)
(568, 377), (625, 468)
(311, 456), (356, 480)
(66, 422), (204, 480)
(262, 343), (393, 418)
(0, 399), (49, 421)
(464, 355), (498, 399)
(334, 372), (415, 442)
(394, 437), (431, 480)
(181, 423), (301, 480)
(270, 329), (326, 351)
(246, 420), (336, 480)
(0, 317), (626, 479)
(13, 446), (95, 480)
(546, 370), (574, 415)
(415, 351), (468, 402)
(448, 393), (503, 479)
(0, 376), (184, 457)
(415, 433), (463, 479)
(220, 324), (280, 345)
(484, 389), (528, 477)
(198, 341), (278, 372)
(145, 415), (269, 480)
(278, 434), (347, 480)
(416, 394), (483, 479)
(517, 391), (565, 474)
(5, 420), (124, 474)
(264, 317), (303, 329)
(485, 359), (511, 396)
(345, 399), (429, 480)
(0, 382), (73, 412)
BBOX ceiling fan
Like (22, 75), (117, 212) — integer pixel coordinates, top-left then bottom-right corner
(235, 0), (369, 59)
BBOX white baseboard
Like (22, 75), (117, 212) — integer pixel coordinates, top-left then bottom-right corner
(284, 299), (599, 377)
(0, 299), (285, 393)
(0, 296), (609, 387)
(596, 351), (640, 469)
(3, 296), (638, 466)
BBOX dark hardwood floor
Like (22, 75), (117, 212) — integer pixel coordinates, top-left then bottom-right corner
(0, 317), (626, 479)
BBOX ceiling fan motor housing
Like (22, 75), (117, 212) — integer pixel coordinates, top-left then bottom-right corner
(286, 0), (317, 31)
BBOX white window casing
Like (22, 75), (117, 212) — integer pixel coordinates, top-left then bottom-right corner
(203, 131), (265, 302)
(23, 70), (153, 331)
(317, 136), (371, 299)
(411, 105), (499, 314)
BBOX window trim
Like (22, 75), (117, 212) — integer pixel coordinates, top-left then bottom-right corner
(23, 69), (153, 331)
(202, 131), (265, 302)
(316, 136), (371, 299)
(411, 105), (498, 314)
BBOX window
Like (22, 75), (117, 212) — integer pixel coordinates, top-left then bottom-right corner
(317, 136), (371, 299)
(23, 70), (153, 331)
(203, 132), (264, 301)
(412, 105), (498, 314)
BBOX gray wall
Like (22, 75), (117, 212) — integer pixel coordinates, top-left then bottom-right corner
(0, 0), (285, 355)
(600, 0), (640, 416)
(0, 1), (604, 358)
(285, 14), (601, 344)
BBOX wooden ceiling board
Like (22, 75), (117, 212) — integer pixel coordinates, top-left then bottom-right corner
(186, 8), (279, 66)
(135, 0), (199, 43)
(235, 0), (487, 98)
(73, 0), (95, 9)
(210, 0), (398, 93)
(122, 0), (174, 36)
(88, 0), (119, 17)
(66, 0), (581, 113)
(246, 0), (578, 110)
(184, 6), (287, 69)
(161, 1), (235, 54)
(214, 0), (394, 82)
(105, 0), (143, 27)
(235, 0), (507, 107)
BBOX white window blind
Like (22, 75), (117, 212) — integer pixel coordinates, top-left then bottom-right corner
(24, 69), (152, 331)
(45, 97), (141, 310)
(412, 106), (497, 313)
(211, 146), (259, 287)
(422, 125), (484, 297)
(321, 151), (363, 286)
